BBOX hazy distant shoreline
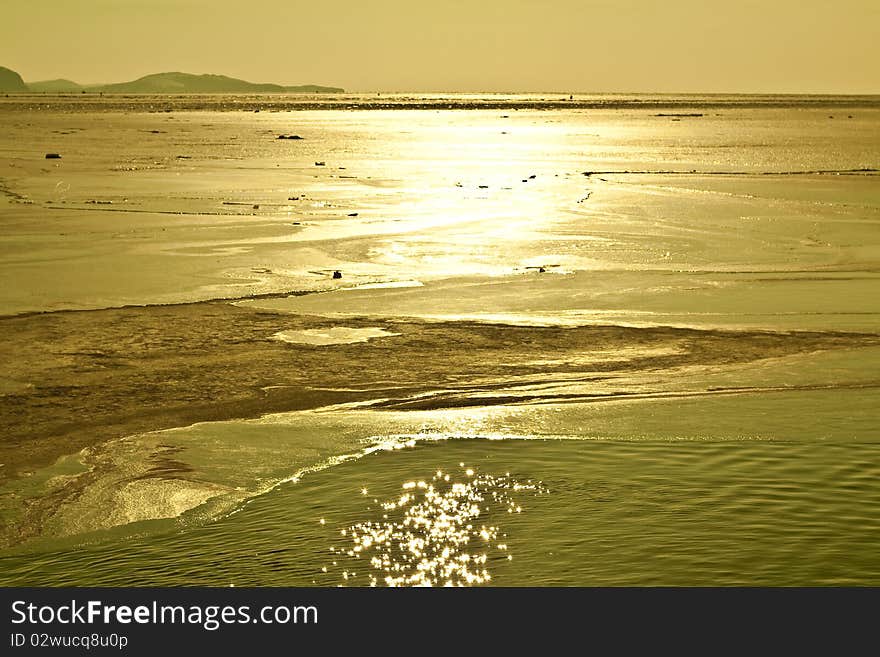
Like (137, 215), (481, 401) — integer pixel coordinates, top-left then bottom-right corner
(2, 92), (880, 114)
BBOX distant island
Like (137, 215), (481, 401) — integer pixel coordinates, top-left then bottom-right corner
(1, 67), (343, 93)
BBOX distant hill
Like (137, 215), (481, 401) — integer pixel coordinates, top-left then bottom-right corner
(91, 72), (343, 94)
(27, 79), (84, 92)
(0, 66), (27, 92)
(1, 65), (343, 94)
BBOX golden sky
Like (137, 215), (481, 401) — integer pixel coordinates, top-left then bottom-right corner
(1, 0), (877, 92)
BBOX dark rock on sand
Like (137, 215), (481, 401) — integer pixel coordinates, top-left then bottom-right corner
(45, 153), (61, 159)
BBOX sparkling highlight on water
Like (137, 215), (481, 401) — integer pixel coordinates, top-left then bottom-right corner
(319, 466), (546, 587)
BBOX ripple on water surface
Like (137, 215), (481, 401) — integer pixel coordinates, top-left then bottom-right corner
(2, 436), (879, 586)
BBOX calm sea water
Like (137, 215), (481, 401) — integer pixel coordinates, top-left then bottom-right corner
(0, 95), (878, 585)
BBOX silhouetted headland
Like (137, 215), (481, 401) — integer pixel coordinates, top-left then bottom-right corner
(0, 66), (27, 92)
(1, 65), (343, 93)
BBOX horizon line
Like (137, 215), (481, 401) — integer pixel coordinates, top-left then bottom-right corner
(7, 89), (880, 97)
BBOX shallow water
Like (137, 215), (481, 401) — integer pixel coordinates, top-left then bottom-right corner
(2, 102), (878, 322)
(3, 366), (879, 585)
(3, 435), (878, 586)
(1, 95), (879, 585)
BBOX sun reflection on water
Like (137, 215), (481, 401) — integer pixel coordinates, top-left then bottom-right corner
(319, 466), (547, 587)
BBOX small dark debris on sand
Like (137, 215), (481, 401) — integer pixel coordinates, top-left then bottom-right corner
(656, 113), (703, 117)
(277, 134), (304, 140)
(347, 212), (359, 217)
(525, 264), (560, 273)
(315, 161), (326, 166)
(332, 270), (343, 279)
(45, 153), (61, 159)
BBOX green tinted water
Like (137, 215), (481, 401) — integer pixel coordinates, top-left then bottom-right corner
(2, 434), (878, 586)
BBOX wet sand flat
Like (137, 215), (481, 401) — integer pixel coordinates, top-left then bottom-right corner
(1, 96), (879, 583)
(7, 299), (876, 483)
(2, 298), (878, 547)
